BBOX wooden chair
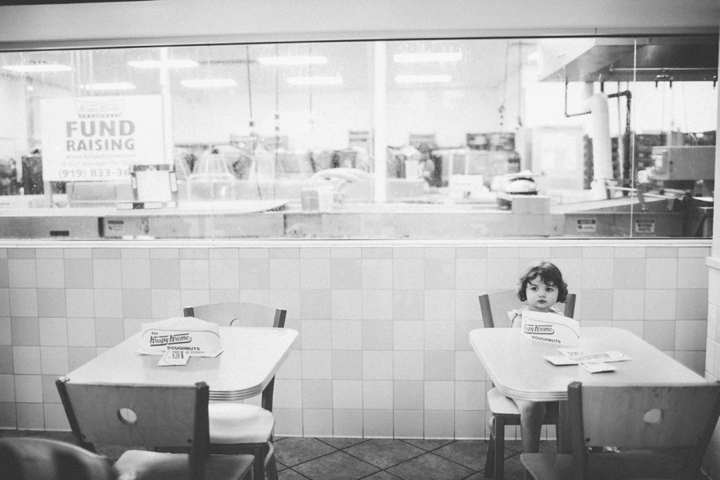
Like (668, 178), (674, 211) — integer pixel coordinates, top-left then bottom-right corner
(0, 437), (115, 480)
(55, 378), (254, 480)
(521, 381), (720, 480)
(478, 290), (576, 480)
(184, 302), (287, 480)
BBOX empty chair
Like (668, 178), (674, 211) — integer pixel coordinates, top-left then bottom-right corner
(521, 381), (720, 480)
(0, 437), (115, 480)
(479, 290), (576, 480)
(184, 302), (287, 480)
(56, 378), (254, 480)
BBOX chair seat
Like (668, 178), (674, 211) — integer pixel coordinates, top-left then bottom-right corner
(114, 450), (254, 480)
(521, 450), (699, 480)
(487, 388), (522, 417)
(209, 403), (275, 444)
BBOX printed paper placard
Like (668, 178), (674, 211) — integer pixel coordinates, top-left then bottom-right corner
(521, 310), (580, 346)
(139, 317), (221, 356)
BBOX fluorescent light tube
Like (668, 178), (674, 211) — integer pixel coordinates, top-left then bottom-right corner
(128, 59), (199, 69)
(395, 74), (452, 84)
(393, 52), (462, 63)
(258, 56), (327, 66)
(181, 79), (237, 88)
(81, 82), (136, 91)
(287, 76), (343, 85)
(3, 64), (71, 73)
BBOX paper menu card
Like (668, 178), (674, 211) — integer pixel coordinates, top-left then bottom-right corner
(139, 317), (222, 356)
(521, 310), (580, 346)
(544, 350), (631, 366)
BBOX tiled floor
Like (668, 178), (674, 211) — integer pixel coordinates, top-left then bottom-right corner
(0, 429), (541, 480)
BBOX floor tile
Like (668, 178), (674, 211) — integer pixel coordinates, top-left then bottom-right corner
(400, 438), (454, 452)
(345, 438), (426, 469)
(275, 437), (337, 467)
(318, 437), (367, 450)
(362, 472), (405, 480)
(386, 452), (476, 480)
(279, 468), (312, 480)
(292, 451), (380, 480)
(433, 440), (488, 471)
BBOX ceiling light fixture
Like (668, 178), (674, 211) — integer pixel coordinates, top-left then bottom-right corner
(393, 52), (462, 63)
(128, 59), (199, 69)
(3, 64), (71, 73)
(287, 76), (343, 86)
(395, 74), (452, 84)
(258, 56), (328, 66)
(80, 82), (136, 91)
(180, 79), (237, 88)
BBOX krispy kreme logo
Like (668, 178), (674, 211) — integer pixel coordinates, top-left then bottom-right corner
(523, 324), (555, 335)
(148, 332), (192, 346)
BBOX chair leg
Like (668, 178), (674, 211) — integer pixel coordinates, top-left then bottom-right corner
(494, 417), (506, 480)
(266, 454), (278, 480)
(252, 446), (266, 480)
(485, 417), (496, 478)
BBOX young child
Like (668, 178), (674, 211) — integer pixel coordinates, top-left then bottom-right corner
(508, 261), (569, 453)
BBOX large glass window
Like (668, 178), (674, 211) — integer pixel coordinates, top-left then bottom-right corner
(0, 36), (716, 239)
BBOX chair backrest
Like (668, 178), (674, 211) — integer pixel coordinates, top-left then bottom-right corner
(568, 381), (720, 479)
(56, 378), (210, 480)
(479, 290), (576, 328)
(0, 437), (115, 480)
(184, 302), (287, 328)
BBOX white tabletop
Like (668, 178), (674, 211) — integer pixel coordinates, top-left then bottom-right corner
(66, 327), (298, 402)
(470, 327), (707, 402)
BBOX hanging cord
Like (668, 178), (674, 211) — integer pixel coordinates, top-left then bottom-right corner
(273, 44), (280, 198)
(517, 42), (523, 128)
(246, 46), (262, 199)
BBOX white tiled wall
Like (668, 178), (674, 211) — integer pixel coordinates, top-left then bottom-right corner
(0, 240), (712, 440)
(702, 258), (720, 478)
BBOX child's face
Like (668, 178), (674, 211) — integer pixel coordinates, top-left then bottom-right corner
(525, 276), (559, 312)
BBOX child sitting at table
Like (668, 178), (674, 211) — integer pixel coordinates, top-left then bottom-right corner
(508, 261), (569, 453)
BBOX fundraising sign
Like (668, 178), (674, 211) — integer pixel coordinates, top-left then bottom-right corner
(40, 95), (167, 181)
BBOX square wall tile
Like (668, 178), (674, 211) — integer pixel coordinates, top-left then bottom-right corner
(424, 291), (455, 321)
(274, 379), (302, 409)
(425, 351), (455, 380)
(37, 289), (66, 318)
(644, 290), (677, 321)
(678, 257), (709, 289)
(0, 317), (9, 345)
(300, 259), (331, 290)
(0, 346), (13, 374)
(362, 321), (393, 350)
(122, 259), (151, 289)
(93, 259), (122, 289)
(456, 259), (487, 291)
(486, 257), (520, 290)
(269, 259), (300, 290)
(180, 259), (210, 289)
(0, 290), (8, 317)
(331, 247), (361, 259)
(424, 411), (454, 439)
(363, 351), (393, 380)
(394, 410), (424, 438)
(362, 247), (393, 259)
(455, 382), (484, 410)
(67, 318), (96, 347)
(676, 289), (709, 320)
(362, 290), (393, 320)
(612, 290), (645, 321)
(363, 380), (393, 409)
(0, 259), (7, 288)
(393, 259), (424, 290)
(393, 320), (424, 351)
(44, 403), (70, 431)
(582, 258), (614, 289)
(425, 321), (455, 350)
(425, 259), (456, 290)
(151, 289), (181, 320)
(64, 258), (93, 289)
(425, 381), (455, 410)
(299, 290), (332, 321)
(331, 290), (362, 321)
(239, 259), (270, 290)
(455, 410), (483, 439)
(579, 290), (613, 321)
(39, 318), (66, 346)
(303, 321), (332, 350)
(364, 410), (393, 437)
(303, 409), (333, 437)
(11, 318), (39, 346)
(456, 247), (487, 259)
(394, 351), (424, 381)
(676, 320), (708, 351)
(65, 289), (94, 318)
(8, 259), (37, 288)
(10, 289), (38, 318)
(302, 379), (333, 408)
(331, 259), (362, 290)
(93, 289), (123, 319)
(0, 375), (15, 402)
(302, 350), (332, 379)
(393, 290), (424, 321)
(209, 258), (240, 290)
(15, 374), (42, 402)
(17, 403), (44, 430)
(93, 248), (122, 259)
(122, 289), (152, 319)
(68, 347), (97, 370)
(333, 380), (363, 409)
(455, 291), (481, 322)
(40, 347), (69, 375)
(333, 409), (363, 437)
(646, 258), (678, 289)
(613, 258), (646, 290)
(95, 318), (125, 347)
(643, 321), (676, 351)
(331, 322), (362, 350)
(455, 351), (485, 381)
(150, 258), (181, 289)
(394, 381), (424, 410)
(274, 409), (303, 436)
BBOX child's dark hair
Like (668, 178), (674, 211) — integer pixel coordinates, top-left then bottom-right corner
(517, 261), (568, 303)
